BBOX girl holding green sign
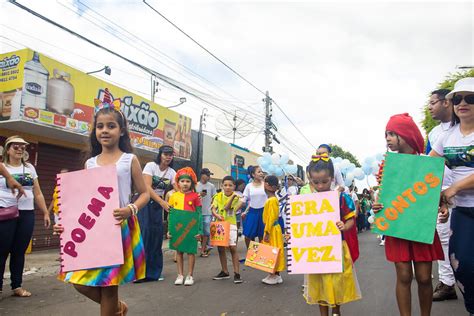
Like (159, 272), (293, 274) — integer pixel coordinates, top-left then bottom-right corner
(373, 113), (445, 316)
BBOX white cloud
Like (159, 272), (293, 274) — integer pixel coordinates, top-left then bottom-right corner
(2, 0), (473, 167)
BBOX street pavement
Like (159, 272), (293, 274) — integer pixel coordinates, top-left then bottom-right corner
(0, 232), (466, 316)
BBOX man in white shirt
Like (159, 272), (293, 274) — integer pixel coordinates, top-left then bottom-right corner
(196, 168), (217, 257)
(427, 88), (457, 301)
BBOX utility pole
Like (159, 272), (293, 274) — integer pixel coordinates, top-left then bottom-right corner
(263, 91), (279, 153)
(150, 75), (158, 102)
(196, 108), (208, 174)
(263, 91), (273, 153)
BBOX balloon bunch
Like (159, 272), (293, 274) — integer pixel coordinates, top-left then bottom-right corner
(257, 152), (298, 177)
(332, 157), (365, 187)
(361, 153), (384, 177)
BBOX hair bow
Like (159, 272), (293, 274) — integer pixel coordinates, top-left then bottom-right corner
(311, 153), (330, 162)
(94, 88), (122, 114)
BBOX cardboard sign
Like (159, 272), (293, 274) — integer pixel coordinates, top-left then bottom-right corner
(210, 221), (230, 247)
(58, 166), (123, 272)
(372, 153), (445, 244)
(245, 241), (280, 273)
(169, 208), (200, 254)
(287, 191), (343, 274)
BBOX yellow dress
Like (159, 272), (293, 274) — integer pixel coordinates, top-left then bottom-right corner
(262, 196), (285, 272)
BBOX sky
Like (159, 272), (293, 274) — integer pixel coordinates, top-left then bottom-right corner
(1, 0), (473, 170)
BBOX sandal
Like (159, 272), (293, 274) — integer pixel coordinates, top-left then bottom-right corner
(117, 300), (128, 316)
(12, 288), (31, 297)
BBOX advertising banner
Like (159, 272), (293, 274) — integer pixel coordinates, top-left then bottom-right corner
(0, 49), (192, 159)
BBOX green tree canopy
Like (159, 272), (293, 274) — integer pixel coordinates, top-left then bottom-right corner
(421, 69), (474, 134)
(328, 144), (361, 167)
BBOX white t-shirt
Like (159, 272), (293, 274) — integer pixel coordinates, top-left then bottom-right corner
(142, 162), (176, 197)
(428, 122), (452, 148)
(242, 182), (267, 209)
(432, 124), (474, 207)
(0, 163), (38, 210)
(196, 181), (217, 215)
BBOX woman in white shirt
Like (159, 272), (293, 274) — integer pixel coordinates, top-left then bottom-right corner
(242, 166), (267, 249)
(0, 136), (50, 297)
(137, 145), (176, 282)
(430, 77), (474, 314)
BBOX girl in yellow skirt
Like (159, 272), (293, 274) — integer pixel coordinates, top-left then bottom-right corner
(261, 175), (285, 285)
(301, 154), (361, 316)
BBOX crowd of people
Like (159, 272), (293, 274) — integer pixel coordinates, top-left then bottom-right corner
(0, 77), (472, 316)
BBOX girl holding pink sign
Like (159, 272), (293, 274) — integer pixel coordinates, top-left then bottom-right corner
(300, 154), (361, 316)
(54, 90), (150, 316)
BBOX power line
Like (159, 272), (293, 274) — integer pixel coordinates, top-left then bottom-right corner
(142, 0), (316, 151)
(143, 0), (267, 96)
(62, 0), (265, 123)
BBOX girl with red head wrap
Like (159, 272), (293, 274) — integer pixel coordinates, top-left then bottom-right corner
(373, 113), (444, 316)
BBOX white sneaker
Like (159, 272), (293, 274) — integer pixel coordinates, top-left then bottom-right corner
(262, 275), (278, 285)
(184, 275), (194, 286)
(379, 240), (385, 246)
(174, 274), (184, 285)
(261, 275), (270, 283)
(276, 275), (283, 284)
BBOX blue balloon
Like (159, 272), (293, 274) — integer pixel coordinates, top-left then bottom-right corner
(275, 168), (284, 177)
(364, 156), (375, 165)
(362, 164), (372, 175)
(376, 153), (384, 161)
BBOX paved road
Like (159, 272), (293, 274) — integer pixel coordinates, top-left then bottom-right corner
(0, 232), (466, 315)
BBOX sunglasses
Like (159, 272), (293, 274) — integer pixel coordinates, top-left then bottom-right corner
(452, 94), (474, 106)
(10, 144), (26, 150)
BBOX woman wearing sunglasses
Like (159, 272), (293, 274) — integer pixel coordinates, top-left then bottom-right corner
(0, 136), (50, 297)
(430, 77), (474, 314)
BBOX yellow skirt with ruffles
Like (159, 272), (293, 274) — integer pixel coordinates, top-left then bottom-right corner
(304, 241), (361, 307)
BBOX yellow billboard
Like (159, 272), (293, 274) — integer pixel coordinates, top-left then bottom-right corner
(0, 49), (192, 159)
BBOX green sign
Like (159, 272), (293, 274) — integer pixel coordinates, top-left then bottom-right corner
(372, 152), (445, 244)
(169, 208), (200, 254)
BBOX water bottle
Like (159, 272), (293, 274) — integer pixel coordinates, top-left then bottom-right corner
(21, 51), (49, 110)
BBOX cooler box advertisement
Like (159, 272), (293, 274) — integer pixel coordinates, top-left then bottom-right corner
(0, 48), (192, 159)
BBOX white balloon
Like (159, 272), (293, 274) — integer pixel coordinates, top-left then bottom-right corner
(353, 168), (365, 180)
(364, 156), (375, 165)
(346, 172), (355, 182)
(334, 157), (343, 163)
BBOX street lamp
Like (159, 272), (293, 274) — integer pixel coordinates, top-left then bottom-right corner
(167, 97), (187, 109)
(456, 65), (474, 69)
(86, 66), (111, 75)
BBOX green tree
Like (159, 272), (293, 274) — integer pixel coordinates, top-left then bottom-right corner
(421, 69), (474, 134)
(329, 144), (361, 167)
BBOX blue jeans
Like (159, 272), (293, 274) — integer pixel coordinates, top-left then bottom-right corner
(0, 209), (35, 290)
(137, 201), (163, 281)
(450, 206), (474, 313)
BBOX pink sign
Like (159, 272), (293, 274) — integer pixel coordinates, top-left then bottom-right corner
(287, 191), (342, 274)
(58, 166), (123, 272)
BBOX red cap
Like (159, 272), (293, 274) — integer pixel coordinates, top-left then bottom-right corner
(386, 113), (424, 154)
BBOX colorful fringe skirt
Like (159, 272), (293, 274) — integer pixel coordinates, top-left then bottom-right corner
(58, 216), (146, 287)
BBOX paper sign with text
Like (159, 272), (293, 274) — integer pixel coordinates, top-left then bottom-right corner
(287, 191), (342, 274)
(169, 209), (200, 254)
(372, 153), (445, 244)
(58, 166), (123, 272)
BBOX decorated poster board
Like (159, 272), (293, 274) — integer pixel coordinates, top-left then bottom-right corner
(372, 152), (445, 244)
(286, 191), (343, 274)
(210, 221), (230, 247)
(168, 209), (200, 254)
(244, 241), (280, 273)
(58, 166), (123, 272)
